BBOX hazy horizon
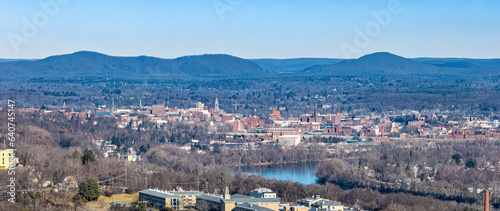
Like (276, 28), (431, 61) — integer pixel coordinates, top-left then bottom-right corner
(2, 50), (500, 61)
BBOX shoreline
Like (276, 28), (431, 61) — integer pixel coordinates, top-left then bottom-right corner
(230, 158), (331, 167)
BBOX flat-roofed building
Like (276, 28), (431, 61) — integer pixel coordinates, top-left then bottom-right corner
(296, 195), (343, 211)
(196, 194), (224, 210)
(139, 189), (205, 210)
(221, 194), (280, 211)
(268, 128), (301, 146)
(0, 149), (18, 170)
(235, 203), (276, 211)
(282, 205), (310, 211)
(196, 187), (280, 211)
(149, 104), (166, 115)
(169, 190), (205, 208)
(249, 187), (277, 198)
(278, 134), (301, 146)
(139, 189), (181, 210)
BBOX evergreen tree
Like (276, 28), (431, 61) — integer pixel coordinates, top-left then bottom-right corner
(465, 158), (477, 168)
(451, 153), (462, 165)
(78, 178), (100, 201)
(81, 148), (96, 165)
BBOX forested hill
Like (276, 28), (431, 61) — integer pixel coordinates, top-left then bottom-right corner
(300, 52), (500, 77)
(1, 51), (500, 80)
(0, 51), (269, 80)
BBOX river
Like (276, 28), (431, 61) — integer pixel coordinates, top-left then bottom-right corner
(232, 161), (321, 185)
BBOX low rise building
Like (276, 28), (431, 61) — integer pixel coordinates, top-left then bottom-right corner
(139, 189), (205, 210)
(197, 187), (280, 211)
(139, 189), (181, 210)
(268, 128), (302, 146)
(235, 203), (276, 211)
(249, 187), (277, 198)
(169, 190), (205, 208)
(296, 195), (343, 211)
(282, 206), (310, 211)
(0, 149), (18, 170)
(61, 176), (78, 190)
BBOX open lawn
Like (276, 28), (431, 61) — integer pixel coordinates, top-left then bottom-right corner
(87, 193), (139, 211)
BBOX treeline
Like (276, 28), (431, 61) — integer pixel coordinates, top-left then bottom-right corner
(143, 144), (331, 173)
(43, 91), (78, 96)
(18, 112), (330, 167)
(4, 75), (500, 118)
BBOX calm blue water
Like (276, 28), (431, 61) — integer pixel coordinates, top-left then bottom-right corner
(232, 162), (320, 185)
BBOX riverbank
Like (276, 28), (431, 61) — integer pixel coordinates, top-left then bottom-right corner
(230, 159), (330, 167)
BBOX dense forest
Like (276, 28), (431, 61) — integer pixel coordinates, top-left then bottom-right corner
(2, 75), (500, 119)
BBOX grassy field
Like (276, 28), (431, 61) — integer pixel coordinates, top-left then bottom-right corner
(87, 192), (139, 211)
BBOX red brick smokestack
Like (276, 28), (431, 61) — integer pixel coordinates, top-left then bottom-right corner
(485, 190), (489, 211)
(314, 105), (317, 118)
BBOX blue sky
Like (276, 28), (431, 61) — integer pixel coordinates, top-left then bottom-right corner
(1, 0), (499, 59)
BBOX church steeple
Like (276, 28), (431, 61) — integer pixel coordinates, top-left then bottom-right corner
(215, 97), (219, 112)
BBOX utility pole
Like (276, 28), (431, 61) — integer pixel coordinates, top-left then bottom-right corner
(124, 161), (128, 189)
(111, 170), (113, 202)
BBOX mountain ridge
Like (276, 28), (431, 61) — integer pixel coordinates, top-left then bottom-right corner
(1, 51), (500, 80)
(300, 52), (500, 77)
(0, 51), (269, 80)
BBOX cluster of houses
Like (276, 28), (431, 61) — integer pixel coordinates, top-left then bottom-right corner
(1, 150), (80, 192)
(92, 139), (140, 163)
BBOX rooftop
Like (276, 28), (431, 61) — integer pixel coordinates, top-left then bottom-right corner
(139, 189), (180, 199)
(197, 194), (223, 203)
(169, 190), (205, 196)
(223, 195), (280, 203)
(250, 187), (274, 193)
(297, 195), (343, 207)
(313, 199), (342, 207)
(235, 203), (275, 211)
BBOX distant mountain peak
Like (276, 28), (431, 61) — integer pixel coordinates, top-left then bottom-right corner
(42, 51), (111, 61)
(302, 52), (442, 76)
(361, 52), (398, 57)
(357, 52), (406, 61)
(66, 51), (109, 57)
